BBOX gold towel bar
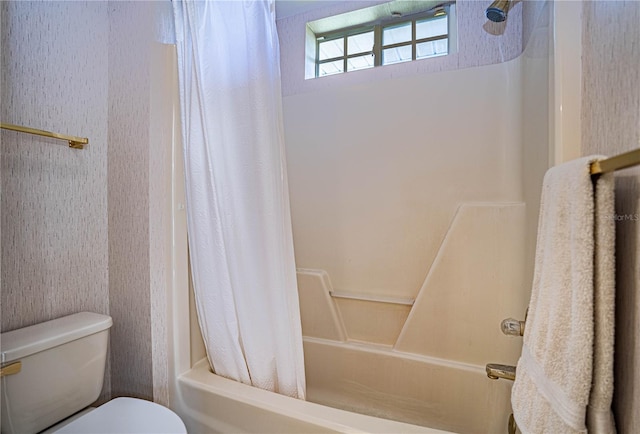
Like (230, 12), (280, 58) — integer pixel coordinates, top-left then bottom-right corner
(1, 123), (88, 149)
(0, 361), (21, 378)
(591, 148), (640, 176)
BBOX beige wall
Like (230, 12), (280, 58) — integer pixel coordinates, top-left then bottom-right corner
(581, 1), (640, 430)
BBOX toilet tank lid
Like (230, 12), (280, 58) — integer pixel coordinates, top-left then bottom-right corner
(1, 312), (112, 363)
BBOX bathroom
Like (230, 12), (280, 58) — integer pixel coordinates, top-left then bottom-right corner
(1, 0), (639, 433)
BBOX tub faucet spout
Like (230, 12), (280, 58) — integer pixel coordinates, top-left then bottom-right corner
(485, 363), (516, 381)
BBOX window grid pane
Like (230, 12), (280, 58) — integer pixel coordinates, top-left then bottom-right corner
(382, 45), (412, 65)
(416, 38), (448, 59)
(382, 22), (411, 46)
(348, 31), (374, 56)
(416, 16), (448, 40)
(318, 59), (344, 76)
(347, 54), (374, 72)
(318, 38), (344, 61)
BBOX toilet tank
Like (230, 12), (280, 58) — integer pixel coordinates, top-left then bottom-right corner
(0, 312), (112, 434)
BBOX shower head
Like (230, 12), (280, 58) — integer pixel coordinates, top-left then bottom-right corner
(486, 0), (511, 23)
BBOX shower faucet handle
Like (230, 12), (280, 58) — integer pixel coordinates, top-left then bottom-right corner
(501, 317), (525, 337)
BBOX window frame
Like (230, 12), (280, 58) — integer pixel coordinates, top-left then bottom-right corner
(315, 8), (451, 78)
(315, 26), (377, 77)
(381, 15), (449, 65)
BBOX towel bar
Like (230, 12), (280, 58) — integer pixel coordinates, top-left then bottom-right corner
(0, 361), (21, 378)
(1, 122), (88, 149)
(590, 148), (640, 175)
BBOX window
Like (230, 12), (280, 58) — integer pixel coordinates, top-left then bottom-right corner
(317, 29), (376, 76)
(314, 5), (453, 78)
(382, 16), (449, 65)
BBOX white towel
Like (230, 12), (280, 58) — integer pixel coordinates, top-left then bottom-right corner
(512, 156), (616, 434)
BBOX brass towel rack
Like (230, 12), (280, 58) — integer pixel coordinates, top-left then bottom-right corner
(1, 123), (88, 149)
(591, 148), (640, 176)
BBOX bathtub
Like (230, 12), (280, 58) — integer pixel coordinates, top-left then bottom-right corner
(169, 244), (515, 433)
(174, 337), (512, 433)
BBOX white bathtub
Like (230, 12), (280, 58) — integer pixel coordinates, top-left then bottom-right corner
(168, 235), (514, 433)
(174, 337), (512, 433)
(176, 358), (446, 433)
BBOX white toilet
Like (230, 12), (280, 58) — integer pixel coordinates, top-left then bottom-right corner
(0, 312), (187, 434)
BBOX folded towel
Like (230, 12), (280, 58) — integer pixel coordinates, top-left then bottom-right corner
(512, 156), (616, 434)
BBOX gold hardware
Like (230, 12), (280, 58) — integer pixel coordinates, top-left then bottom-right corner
(486, 363), (515, 381)
(0, 361), (22, 378)
(591, 148), (640, 176)
(487, 0), (511, 12)
(501, 308), (528, 337)
(501, 318), (525, 336)
(486, 0), (512, 21)
(433, 7), (447, 17)
(1, 123), (88, 149)
(508, 413), (517, 434)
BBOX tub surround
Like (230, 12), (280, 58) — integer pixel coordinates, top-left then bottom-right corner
(297, 203), (527, 365)
(282, 59), (524, 302)
(394, 203), (526, 365)
(293, 203), (525, 430)
(296, 269), (347, 342)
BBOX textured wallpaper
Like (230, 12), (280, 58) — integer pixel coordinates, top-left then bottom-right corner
(1, 0), (110, 396)
(107, 1), (154, 401)
(1, 0), (164, 404)
(581, 2), (640, 430)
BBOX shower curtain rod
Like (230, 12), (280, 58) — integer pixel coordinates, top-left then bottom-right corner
(591, 148), (640, 176)
(1, 122), (88, 149)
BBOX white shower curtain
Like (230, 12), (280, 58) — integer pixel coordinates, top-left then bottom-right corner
(172, 0), (305, 399)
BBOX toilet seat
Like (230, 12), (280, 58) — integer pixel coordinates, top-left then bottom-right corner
(53, 397), (187, 434)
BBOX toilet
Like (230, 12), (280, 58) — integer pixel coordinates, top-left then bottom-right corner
(0, 312), (186, 434)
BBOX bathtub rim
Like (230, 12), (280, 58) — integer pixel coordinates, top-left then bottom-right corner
(177, 357), (451, 434)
